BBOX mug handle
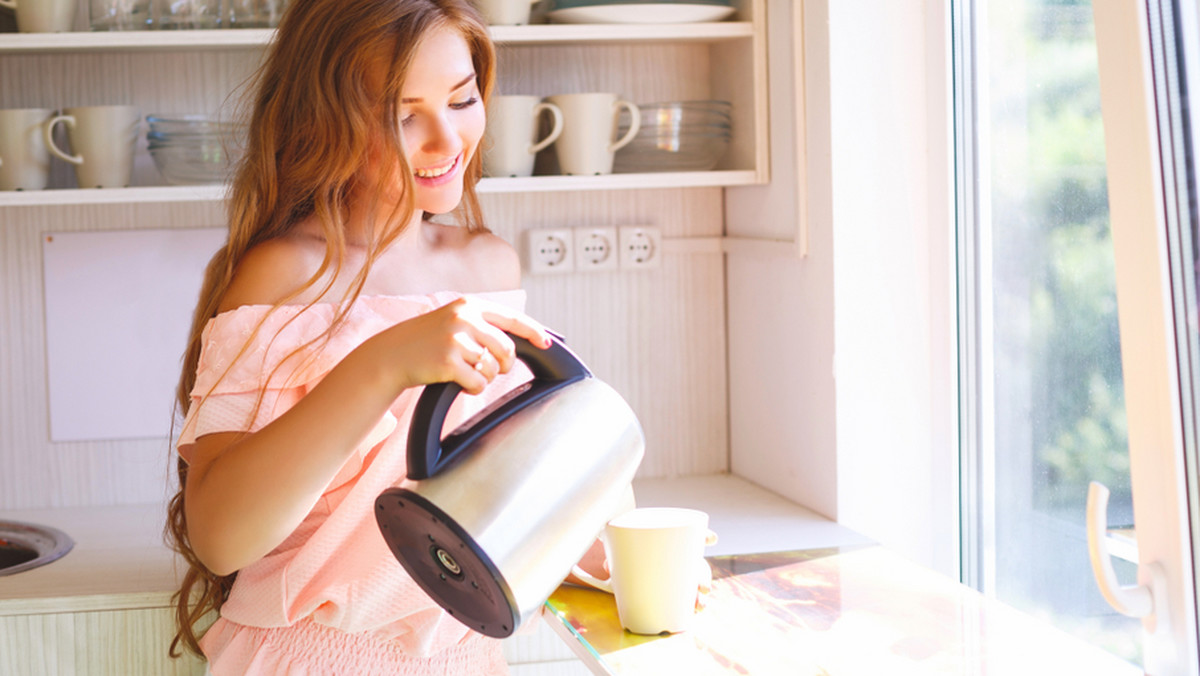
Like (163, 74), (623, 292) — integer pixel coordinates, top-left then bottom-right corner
(42, 114), (83, 165)
(529, 101), (563, 154)
(609, 101), (641, 153)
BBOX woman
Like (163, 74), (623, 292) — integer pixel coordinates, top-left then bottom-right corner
(166, 0), (557, 672)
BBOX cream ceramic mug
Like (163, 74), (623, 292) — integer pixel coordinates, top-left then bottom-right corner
(0, 0), (77, 32)
(0, 108), (53, 191)
(43, 106), (140, 189)
(571, 507), (715, 635)
(546, 93), (640, 176)
(483, 95), (563, 178)
(471, 0), (537, 25)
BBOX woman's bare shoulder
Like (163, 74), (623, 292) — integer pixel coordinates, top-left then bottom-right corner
(428, 222), (521, 293)
(218, 235), (329, 313)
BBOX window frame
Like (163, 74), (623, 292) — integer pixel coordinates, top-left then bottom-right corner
(1084, 0), (1198, 671)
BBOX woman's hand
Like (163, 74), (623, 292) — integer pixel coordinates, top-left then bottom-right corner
(365, 296), (553, 397)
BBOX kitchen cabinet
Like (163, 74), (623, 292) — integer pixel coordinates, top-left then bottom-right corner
(0, 0), (767, 204)
(0, 0), (771, 500)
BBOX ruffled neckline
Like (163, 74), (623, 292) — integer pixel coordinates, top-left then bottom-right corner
(191, 289), (527, 396)
(211, 288), (526, 322)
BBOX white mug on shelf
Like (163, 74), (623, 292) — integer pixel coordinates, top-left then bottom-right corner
(546, 93), (640, 176)
(483, 95), (563, 178)
(471, 0), (537, 25)
(43, 106), (141, 189)
(0, 108), (54, 191)
(0, 0), (77, 32)
(571, 507), (715, 635)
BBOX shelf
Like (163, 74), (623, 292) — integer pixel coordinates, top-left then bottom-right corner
(0, 28), (275, 53)
(0, 171), (757, 207)
(490, 22), (753, 44)
(0, 184), (227, 206)
(0, 22), (752, 54)
(478, 170), (757, 193)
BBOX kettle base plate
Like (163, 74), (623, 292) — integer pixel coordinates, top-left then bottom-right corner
(375, 488), (520, 638)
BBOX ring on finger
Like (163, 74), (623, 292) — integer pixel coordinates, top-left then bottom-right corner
(474, 347), (492, 372)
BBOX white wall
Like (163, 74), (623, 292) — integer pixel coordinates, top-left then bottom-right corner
(726, 0), (959, 576)
(0, 46), (734, 510)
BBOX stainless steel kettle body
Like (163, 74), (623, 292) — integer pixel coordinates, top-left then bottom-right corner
(374, 333), (644, 638)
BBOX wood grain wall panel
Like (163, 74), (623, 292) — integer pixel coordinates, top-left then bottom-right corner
(0, 607), (206, 675)
(1, 201), (225, 510)
(482, 188), (728, 478)
(494, 43), (714, 103)
(2, 188), (726, 508)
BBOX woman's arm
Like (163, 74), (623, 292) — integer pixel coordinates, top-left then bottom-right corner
(184, 298), (550, 576)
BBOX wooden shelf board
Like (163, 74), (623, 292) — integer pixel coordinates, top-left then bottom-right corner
(0, 22), (752, 54)
(0, 171), (758, 206)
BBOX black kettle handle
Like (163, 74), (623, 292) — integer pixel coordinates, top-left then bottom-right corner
(406, 331), (591, 480)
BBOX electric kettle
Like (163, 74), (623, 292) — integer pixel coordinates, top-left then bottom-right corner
(374, 333), (644, 638)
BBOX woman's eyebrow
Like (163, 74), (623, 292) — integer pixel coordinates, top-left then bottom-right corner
(401, 73), (477, 104)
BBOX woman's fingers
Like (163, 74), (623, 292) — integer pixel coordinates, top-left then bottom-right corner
(452, 297), (553, 376)
(478, 305), (553, 351)
(473, 345), (500, 380)
(387, 296), (554, 395)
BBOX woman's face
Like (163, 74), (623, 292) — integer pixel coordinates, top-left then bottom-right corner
(398, 26), (486, 215)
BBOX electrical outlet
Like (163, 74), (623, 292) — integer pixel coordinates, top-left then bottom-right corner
(574, 226), (619, 271)
(525, 228), (574, 274)
(618, 225), (662, 269)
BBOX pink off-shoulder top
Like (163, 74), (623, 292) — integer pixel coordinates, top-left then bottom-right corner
(177, 290), (532, 675)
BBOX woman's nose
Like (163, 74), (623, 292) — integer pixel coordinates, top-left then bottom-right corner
(422, 114), (462, 156)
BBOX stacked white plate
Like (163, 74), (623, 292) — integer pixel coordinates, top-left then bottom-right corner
(546, 0), (735, 24)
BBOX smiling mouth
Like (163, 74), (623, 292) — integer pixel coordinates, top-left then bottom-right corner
(414, 156), (460, 179)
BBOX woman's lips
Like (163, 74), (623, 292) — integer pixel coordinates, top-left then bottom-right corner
(413, 154), (462, 187)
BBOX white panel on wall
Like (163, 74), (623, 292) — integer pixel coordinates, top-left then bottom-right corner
(42, 227), (223, 441)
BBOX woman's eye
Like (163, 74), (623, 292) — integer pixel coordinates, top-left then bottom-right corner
(400, 114), (416, 127)
(450, 96), (479, 111)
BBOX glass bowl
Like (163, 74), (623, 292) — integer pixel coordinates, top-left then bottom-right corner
(145, 115), (244, 138)
(621, 100), (733, 128)
(145, 114), (246, 185)
(148, 140), (241, 185)
(614, 131), (731, 173)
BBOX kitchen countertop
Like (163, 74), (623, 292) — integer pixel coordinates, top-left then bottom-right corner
(544, 545), (1142, 675)
(0, 502), (181, 615)
(0, 473), (858, 616)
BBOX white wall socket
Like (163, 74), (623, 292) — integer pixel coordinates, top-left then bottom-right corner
(574, 226), (619, 271)
(618, 225), (662, 269)
(525, 228), (574, 274)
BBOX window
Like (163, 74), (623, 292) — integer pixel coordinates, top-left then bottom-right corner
(959, 0), (1200, 672)
(959, 0), (1144, 667)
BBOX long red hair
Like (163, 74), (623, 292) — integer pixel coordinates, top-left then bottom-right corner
(166, 0), (495, 657)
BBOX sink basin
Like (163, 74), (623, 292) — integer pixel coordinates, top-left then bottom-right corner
(0, 520), (74, 576)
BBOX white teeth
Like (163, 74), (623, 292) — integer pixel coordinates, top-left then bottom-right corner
(415, 159), (455, 178)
